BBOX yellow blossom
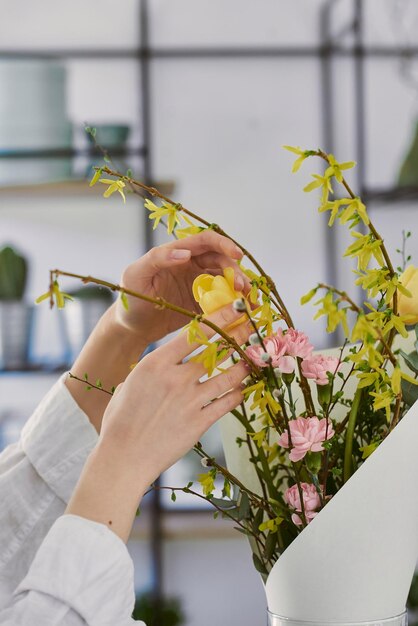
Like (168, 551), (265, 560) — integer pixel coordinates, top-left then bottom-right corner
(145, 199), (181, 234)
(198, 470), (216, 496)
(397, 265), (418, 324)
(304, 174), (334, 204)
(192, 267), (245, 330)
(283, 145), (315, 172)
(325, 154), (356, 183)
(99, 178), (126, 203)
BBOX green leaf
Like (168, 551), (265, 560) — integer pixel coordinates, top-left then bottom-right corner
(120, 291), (129, 311)
(401, 377), (418, 407)
(210, 497), (237, 510)
(252, 553), (268, 575)
(400, 350), (418, 375)
(234, 526), (252, 536)
(264, 532), (277, 560)
(171, 491), (176, 502)
(252, 507), (264, 533)
(238, 492), (250, 520)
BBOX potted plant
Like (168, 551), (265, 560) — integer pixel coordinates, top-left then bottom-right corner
(0, 244), (33, 369)
(59, 285), (114, 364)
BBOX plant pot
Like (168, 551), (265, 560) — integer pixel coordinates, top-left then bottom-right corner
(59, 298), (111, 364)
(0, 301), (34, 369)
(267, 611), (408, 626)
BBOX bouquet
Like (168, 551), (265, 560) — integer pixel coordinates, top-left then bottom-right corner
(39, 146), (418, 622)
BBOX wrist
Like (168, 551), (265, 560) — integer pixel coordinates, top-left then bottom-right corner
(66, 440), (149, 542)
(105, 302), (149, 357)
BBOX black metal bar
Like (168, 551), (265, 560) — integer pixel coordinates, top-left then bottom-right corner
(364, 186), (418, 203)
(0, 147), (146, 159)
(139, 1), (163, 619)
(354, 0), (366, 198)
(319, 3), (340, 347)
(3, 46), (418, 61)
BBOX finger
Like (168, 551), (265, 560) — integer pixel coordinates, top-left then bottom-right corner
(164, 230), (243, 261)
(135, 245), (192, 277)
(185, 319), (252, 377)
(161, 304), (245, 362)
(198, 361), (249, 405)
(200, 387), (245, 428)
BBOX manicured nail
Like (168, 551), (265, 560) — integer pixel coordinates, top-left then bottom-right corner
(235, 274), (245, 290)
(170, 249), (190, 260)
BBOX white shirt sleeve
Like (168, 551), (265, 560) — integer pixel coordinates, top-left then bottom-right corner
(0, 374), (98, 605)
(0, 515), (142, 626)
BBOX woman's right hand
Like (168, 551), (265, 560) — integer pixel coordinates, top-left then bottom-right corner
(66, 304), (251, 541)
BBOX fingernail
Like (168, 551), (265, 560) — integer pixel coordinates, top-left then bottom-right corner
(235, 275), (245, 290)
(234, 246), (243, 258)
(170, 249), (190, 260)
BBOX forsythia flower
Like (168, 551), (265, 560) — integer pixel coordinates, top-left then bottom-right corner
(99, 178), (126, 203)
(397, 265), (418, 324)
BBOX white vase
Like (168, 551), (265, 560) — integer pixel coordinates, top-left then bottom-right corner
(267, 611), (408, 626)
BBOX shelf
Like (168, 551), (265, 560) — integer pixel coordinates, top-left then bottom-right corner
(0, 146), (146, 159)
(364, 187), (418, 204)
(0, 363), (69, 375)
(0, 178), (175, 198)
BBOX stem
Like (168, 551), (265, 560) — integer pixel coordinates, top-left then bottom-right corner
(343, 387), (362, 483)
(68, 372), (113, 395)
(98, 165), (316, 415)
(316, 150), (398, 347)
(99, 166), (293, 322)
(231, 407), (278, 501)
(50, 268), (256, 373)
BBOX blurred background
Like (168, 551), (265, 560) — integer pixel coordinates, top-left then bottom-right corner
(1, 0), (418, 624)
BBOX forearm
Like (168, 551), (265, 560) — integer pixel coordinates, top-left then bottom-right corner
(65, 439), (147, 543)
(65, 303), (148, 433)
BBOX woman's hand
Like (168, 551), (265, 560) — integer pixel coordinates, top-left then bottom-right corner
(114, 230), (250, 344)
(66, 304), (251, 542)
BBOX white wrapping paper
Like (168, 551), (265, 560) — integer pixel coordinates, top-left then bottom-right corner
(220, 332), (418, 621)
(266, 397), (418, 621)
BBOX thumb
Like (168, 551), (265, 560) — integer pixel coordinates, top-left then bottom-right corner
(145, 246), (192, 272)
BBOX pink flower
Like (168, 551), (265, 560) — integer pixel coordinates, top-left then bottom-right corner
(301, 354), (342, 386)
(281, 328), (314, 359)
(245, 336), (295, 373)
(284, 482), (321, 526)
(278, 416), (335, 462)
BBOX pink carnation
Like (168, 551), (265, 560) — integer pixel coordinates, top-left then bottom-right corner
(301, 354), (342, 386)
(284, 482), (321, 526)
(245, 336), (295, 373)
(281, 328), (314, 359)
(278, 416), (334, 462)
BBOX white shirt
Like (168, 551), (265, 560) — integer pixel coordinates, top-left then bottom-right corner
(0, 375), (143, 625)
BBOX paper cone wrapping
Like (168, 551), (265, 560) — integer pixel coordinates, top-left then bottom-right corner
(220, 332), (418, 621)
(266, 397), (418, 621)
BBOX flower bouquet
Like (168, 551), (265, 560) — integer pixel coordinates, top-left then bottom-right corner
(39, 146), (418, 624)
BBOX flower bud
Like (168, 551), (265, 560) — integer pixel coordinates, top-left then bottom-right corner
(201, 457), (211, 468)
(233, 298), (247, 312)
(249, 333), (261, 345)
(272, 388), (282, 401)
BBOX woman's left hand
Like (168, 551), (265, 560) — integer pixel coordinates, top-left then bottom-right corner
(114, 230), (250, 344)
